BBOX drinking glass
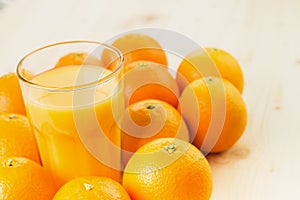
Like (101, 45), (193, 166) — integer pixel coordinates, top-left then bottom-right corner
(17, 41), (124, 187)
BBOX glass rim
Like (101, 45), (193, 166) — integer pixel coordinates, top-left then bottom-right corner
(16, 40), (124, 92)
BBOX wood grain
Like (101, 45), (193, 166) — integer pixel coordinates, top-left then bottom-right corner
(0, 0), (299, 199)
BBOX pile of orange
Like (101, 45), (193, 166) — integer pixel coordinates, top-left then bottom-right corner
(0, 33), (248, 200)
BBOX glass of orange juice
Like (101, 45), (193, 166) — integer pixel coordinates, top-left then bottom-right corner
(16, 41), (124, 187)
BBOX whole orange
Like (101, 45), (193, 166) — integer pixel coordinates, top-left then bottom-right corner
(122, 138), (213, 200)
(121, 99), (189, 164)
(53, 176), (131, 200)
(0, 73), (26, 115)
(55, 52), (102, 68)
(0, 113), (41, 164)
(123, 63), (179, 107)
(0, 157), (57, 200)
(176, 47), (244, 93)
(102, 33), (167, 70)
(178, 77), (247, 153)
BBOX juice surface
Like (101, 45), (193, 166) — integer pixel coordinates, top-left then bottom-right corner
(26, 65), (123, 186)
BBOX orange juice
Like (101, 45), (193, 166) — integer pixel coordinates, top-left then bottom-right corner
(25, 65), (124, 187)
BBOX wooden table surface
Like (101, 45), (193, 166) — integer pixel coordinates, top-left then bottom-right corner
(0, 0), (299, 199)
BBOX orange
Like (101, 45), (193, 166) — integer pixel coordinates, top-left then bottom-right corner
(102, 33), (167, 70)
(121, 99), (189, 164)
(0, 113), (41, 164)
(0, 157), (57, 200)
(122, 138), (213, 200)
(0, 73), (26, 115)
(55, 52), (102, 68)
(123, 62), (179, 107)
(53, 176), (131, 200)
(178, 77), (247, 153)
(123, 60), (167, 74)
(176, 47), (244, 93)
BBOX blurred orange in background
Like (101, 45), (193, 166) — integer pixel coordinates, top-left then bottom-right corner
(55, 52), (102, 68)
